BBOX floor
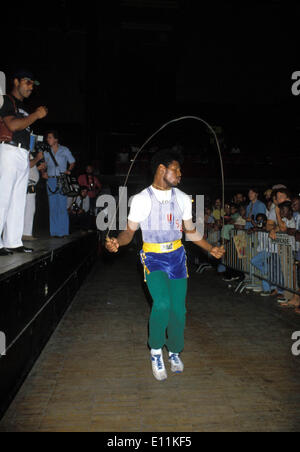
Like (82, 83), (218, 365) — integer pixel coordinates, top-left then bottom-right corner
(0, 247), (300, 432)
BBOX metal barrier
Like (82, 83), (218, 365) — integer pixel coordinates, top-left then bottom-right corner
(195, 229), (221, 274)
(218, 229), (299, 294)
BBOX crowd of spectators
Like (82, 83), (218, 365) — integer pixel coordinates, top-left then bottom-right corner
(202, 185), (300, 315)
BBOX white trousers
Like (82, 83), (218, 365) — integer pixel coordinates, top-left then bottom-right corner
(0, 143), (29, 249)
(23, 193), (36, 236)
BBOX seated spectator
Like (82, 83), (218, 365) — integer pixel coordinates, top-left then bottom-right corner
(68, 186), (93, 233)
(234, 205), (247, 229)
(245, 188), (267, 230)
(221, 203), (240, 241)
(223, 203), (232, 224)
(212, 198), (224, 222)
(233, 192), (246, 206)
(204, 207), (215, 226)
(78, 164), (102, 214)
(247, 213), (268, 233)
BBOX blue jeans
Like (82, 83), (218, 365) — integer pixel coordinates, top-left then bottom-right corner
(47, 179), (69, 237)
(251, 251), (283, 294)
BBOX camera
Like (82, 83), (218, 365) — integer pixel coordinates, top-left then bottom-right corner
(35, 135), (51, 155)
(30, 134), (50, 164)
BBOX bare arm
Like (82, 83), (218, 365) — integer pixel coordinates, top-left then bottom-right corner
(275, 207), (287, 232)
(184, 218), (225, 259)
(3, 106), (48, 132)
(105, 221), (139, 253)
(29, 152), (44, 169)
(65, 162), (75, 174)
(266, 219), (276, 232)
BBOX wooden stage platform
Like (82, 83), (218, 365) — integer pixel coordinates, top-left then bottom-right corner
(0, 232), (98, 418)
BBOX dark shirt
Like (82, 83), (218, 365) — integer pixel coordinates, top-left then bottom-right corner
(0, 95), (31, 149)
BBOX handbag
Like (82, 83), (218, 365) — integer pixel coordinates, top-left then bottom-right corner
(47, 148), (80, 196)
(0, 95), (17, 142)
(58, 174), (80, 197)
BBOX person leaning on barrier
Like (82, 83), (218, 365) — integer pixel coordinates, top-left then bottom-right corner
(268, 201), (295, 241)
(0, 69), (48, 255)
(292, 196), (300, 221)
(266, 188), (291, 235)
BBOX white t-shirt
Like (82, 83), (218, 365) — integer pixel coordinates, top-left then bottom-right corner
(283, 217), (296, 229)
(128, 186), (193, 224)
(267, 206), (277, 223)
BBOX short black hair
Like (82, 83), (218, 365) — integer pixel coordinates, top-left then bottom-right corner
(248, 187), (260, 195)
(279, 200), (293, 211)
(150, 149), (184, 175)
(256, 213), (267, 222)
(46, 130), (59, 140)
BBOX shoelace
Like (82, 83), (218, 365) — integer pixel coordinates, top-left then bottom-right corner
(153, 354), (163, 370)
(169, 353), (180, 364)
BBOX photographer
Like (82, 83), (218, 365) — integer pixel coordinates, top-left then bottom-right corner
(22, 150), (46, 241)
(42, 130), (75, 238)
(67, 186), (93, 233)
(0, 69), (48, 255)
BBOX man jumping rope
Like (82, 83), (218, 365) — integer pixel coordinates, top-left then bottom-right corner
(106, 149), (225, 381)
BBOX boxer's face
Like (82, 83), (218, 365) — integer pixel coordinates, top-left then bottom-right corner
(162, 160), (182, 188)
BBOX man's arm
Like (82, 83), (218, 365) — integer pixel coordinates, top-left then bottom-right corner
(29, 152), (44, 169)
(3, 106), (48, 132)
(105, 221), (139, 253)
(184, 219), (225, 259)
(275, 207), (287, 232)
(65, 162), (75, 175)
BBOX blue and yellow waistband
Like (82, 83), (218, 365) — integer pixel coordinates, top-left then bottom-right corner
(142, 240), (182, 254)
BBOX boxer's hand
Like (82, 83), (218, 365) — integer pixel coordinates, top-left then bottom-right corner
(210, 245), (225, 259)
(105, 237), (119, 253)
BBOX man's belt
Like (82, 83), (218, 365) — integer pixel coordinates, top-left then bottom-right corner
(1, 141), (30, 151)
(143, 240), (182, 254)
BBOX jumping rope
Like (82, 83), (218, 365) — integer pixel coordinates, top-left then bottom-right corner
(106, 116), (225, 243)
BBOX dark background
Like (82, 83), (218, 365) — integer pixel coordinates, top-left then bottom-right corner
(1, 0), (300, 198)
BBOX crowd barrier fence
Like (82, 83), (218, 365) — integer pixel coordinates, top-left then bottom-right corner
(204, 228), (299, 295)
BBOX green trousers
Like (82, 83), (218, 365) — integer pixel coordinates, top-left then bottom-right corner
(146, 271), (187, 353)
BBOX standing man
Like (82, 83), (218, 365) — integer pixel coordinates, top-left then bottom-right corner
(106, 149), (225, 381)
(22, 151), (46, 240)
(245, 188), (267, 230)
(0, 69), (47, 255)
(78, 165), (102, 214)
(42, 130), (76, 238)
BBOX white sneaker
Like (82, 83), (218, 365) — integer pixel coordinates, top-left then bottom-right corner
(168, 353), (184, 373)
(151, 351), (167, 381)
(252, 287), (263, 293)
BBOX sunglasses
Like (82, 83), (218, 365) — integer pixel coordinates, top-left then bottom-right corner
(21, 78), (35, 87)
